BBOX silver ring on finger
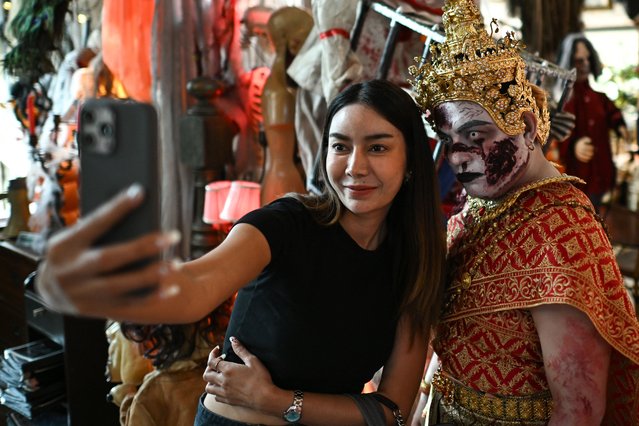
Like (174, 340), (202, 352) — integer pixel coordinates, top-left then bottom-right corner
(213, 354), (226, 373)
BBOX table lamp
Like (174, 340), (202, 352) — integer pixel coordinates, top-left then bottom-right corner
(203, 180), (260, 228)
(203, 180), (232, 225)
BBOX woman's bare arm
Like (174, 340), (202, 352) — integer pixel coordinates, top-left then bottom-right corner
(36, 186), (270, 324)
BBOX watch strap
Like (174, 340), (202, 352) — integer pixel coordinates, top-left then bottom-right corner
(283, 390), (304, 423)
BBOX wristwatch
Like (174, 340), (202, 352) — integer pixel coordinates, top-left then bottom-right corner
(282, 390), (304, 423)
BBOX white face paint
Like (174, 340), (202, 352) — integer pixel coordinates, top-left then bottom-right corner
(326, 104), (407, 221)
(434, 101), (531, 199)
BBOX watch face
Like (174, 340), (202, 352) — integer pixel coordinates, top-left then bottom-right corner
(284, 408), (301, 422)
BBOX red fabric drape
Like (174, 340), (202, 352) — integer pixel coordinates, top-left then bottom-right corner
(101, 0), (155, 102)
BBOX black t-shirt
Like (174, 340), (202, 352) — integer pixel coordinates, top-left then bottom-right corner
(222, 197), (401, 394)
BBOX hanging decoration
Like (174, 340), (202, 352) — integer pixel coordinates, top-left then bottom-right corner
(101, 0), (154, 101)
(2, 0), (70, 83)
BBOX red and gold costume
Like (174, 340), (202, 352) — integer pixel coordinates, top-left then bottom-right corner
(429, 177), (639, 425)
(410, 1), (639, 422)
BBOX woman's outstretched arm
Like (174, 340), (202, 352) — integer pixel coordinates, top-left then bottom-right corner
(36, 185), (270, 324)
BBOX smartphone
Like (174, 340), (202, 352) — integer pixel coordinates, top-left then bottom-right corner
(78, 98), (160, 261)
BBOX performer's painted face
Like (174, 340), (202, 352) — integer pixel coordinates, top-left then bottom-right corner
(434, 101), (531, 199)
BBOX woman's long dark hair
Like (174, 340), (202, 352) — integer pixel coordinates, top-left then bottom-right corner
(291, 79), (446, 339)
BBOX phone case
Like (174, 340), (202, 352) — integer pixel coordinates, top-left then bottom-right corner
(78, 98), (160, 248)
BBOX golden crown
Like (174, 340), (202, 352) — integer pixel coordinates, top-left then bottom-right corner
(408, 0), (550, 144)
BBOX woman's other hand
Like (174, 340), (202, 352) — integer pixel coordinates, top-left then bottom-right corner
(204, 337), (276, 410)
(35, 184), (180, 316)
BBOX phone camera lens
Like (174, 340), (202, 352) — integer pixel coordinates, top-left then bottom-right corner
(100, 123), (114, 138)
(82, 134), (95, 147)
(82, 110), (95, 124)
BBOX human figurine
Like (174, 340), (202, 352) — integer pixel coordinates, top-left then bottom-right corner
(557, 33), (629, 212)
(35, 79), (446, 425)
(259, 6), (313, 205)
(108, 300), (232, 426)
(409, 1), (639, 424)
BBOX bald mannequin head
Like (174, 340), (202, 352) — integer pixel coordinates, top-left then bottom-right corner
(267, 7), (313, 56)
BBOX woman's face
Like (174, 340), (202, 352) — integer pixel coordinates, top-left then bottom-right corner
(326, 104), (407, 221)
(434, 101), (531, 199)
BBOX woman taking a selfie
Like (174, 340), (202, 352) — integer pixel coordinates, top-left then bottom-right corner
(36, 79), (446, 425)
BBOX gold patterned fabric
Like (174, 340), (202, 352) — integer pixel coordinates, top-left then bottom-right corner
(430, 179), (639, 425)
(427, 387), (551, 426)
(430, 369), (552, 424)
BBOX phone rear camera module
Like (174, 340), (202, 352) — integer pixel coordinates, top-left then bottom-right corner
(82, 110), (95, 124)
(82, 133), (95, 147)
(100, 123), (114, 138)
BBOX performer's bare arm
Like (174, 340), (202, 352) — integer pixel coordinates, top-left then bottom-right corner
(531, 304), (611, 426)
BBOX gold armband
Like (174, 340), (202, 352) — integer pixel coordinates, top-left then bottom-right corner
(420, 377), (431, 394)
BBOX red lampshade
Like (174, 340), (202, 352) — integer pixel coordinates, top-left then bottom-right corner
(220, 181), (261, 222)
(203, 180), (232, 224)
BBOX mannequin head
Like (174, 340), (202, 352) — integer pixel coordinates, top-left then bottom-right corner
(571, 38), (601, 81)
(557, 34), (602, 81)
(240, 5), (273, 51)
(266, 7), (313, 56)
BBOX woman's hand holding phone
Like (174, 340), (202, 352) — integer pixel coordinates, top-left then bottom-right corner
(35, 184), (181, 317)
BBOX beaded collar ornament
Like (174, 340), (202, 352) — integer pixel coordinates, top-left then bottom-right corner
(408, 0), (551, 145)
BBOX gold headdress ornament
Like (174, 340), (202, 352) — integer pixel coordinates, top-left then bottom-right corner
(409, 0), (550, 145)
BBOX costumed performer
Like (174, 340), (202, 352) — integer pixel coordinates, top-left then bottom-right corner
(409, 0), (639, 424)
